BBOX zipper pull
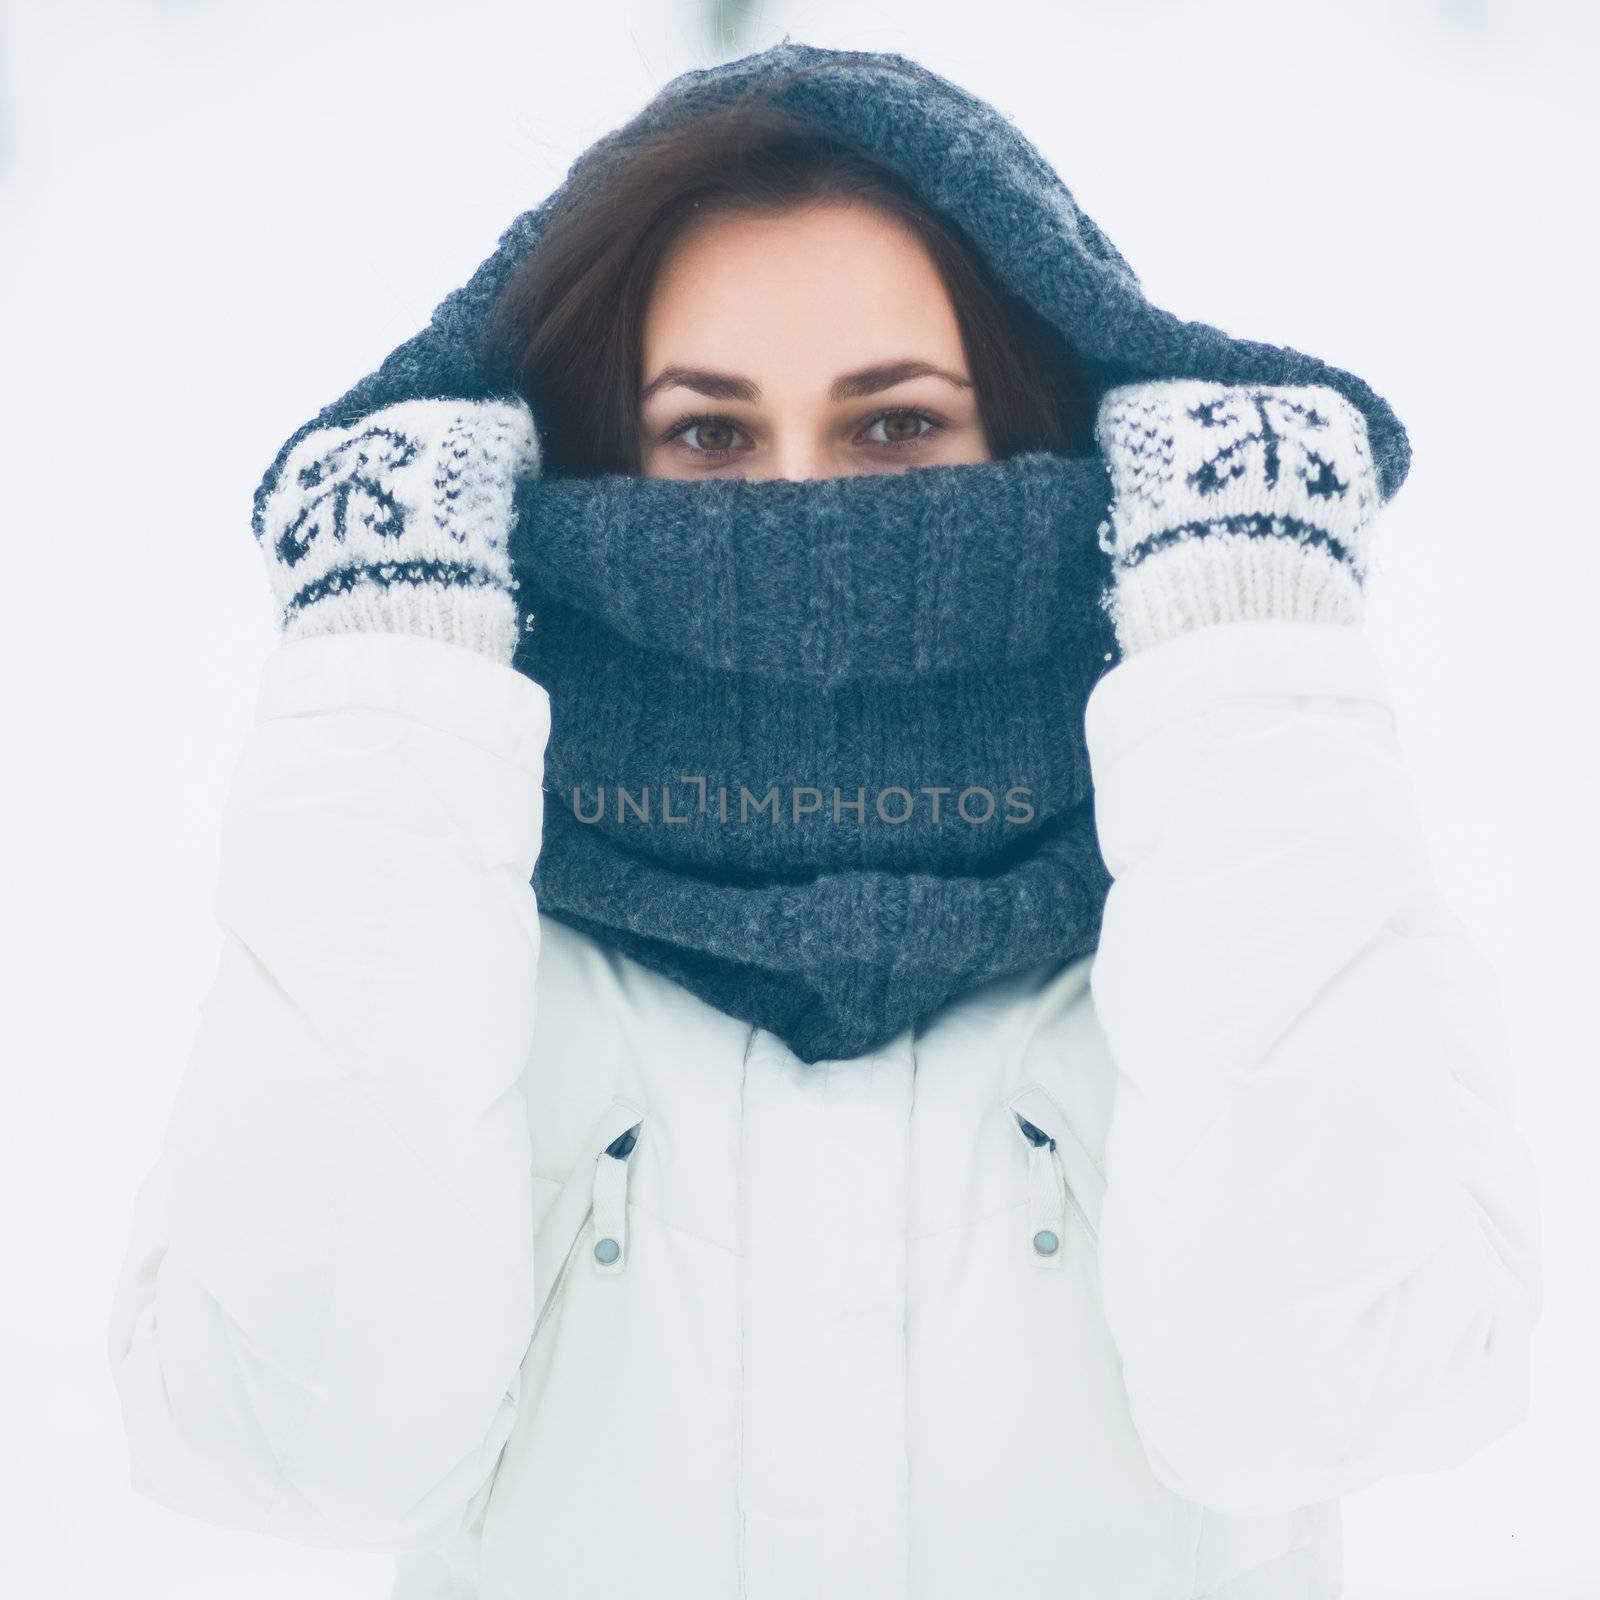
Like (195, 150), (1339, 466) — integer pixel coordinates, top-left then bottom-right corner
(591, 1123), (639, 1275)
(1017, 1115), (1068, 1270)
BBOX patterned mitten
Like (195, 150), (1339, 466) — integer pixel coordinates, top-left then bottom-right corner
(1094, 380), (1382, 656)
(254, 396), (540, 664)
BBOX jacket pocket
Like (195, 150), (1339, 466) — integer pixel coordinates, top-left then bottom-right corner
(528, 1097), (647, 1350)
(1006, 1083), (1104, 1268)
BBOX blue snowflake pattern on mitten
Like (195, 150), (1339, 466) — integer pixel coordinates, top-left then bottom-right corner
(1187, 390), (1352, 503)
(274, 424), (422, 568)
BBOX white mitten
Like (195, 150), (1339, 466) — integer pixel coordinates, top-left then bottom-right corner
(254, 396), (540, 664)
(1094, 380), (1381, 656)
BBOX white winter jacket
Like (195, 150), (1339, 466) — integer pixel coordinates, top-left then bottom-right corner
(107, 613), (1542, 1599)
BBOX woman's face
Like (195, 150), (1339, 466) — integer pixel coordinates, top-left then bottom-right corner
(639, 199), (992, 480)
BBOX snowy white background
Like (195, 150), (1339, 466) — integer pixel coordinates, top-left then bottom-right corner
(3, 0), (1595, 1593)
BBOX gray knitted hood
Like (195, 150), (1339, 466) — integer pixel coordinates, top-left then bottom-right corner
(252, 37), (1408, 519)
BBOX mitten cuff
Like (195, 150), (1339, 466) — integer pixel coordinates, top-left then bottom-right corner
(1096, 380), (1382, 656)
(1102, 527), (1364, 656)
(282, 571), (523, 663)
(256, 396), (539, 664)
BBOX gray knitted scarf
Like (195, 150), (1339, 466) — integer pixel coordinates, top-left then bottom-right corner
(249, 39), (1409, 1065)
(509, 452), (1118, 1062)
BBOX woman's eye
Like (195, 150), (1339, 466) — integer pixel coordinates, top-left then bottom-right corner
(862, 410), (940, 448)
(671, 417), (747, 455)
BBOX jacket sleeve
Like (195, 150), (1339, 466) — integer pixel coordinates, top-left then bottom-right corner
(106, 627), (551, 1549)
(1082, 615), (1543, 1518)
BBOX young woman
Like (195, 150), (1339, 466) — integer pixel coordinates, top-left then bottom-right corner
(107, 41), (1541, 1600)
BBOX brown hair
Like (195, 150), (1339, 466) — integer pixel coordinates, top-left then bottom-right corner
(479, 92), (1093, 478)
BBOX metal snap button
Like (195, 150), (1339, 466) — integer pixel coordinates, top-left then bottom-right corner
(594, 1237), (621, 1264)
(1032, 1229), (1060, 1256)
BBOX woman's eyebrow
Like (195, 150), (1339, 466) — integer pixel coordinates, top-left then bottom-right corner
(640, 359), (973, 404)
(831, 360), (973, 400)
(641, 366), (759, 403)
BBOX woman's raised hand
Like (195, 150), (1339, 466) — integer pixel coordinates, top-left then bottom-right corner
(1094, 380), (1382, 656)
(253, 396), (540, 664)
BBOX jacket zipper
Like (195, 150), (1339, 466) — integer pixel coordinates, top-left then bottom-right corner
(527, 1105), (646, 1354)
(1009, 1082), (1102, 1260)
